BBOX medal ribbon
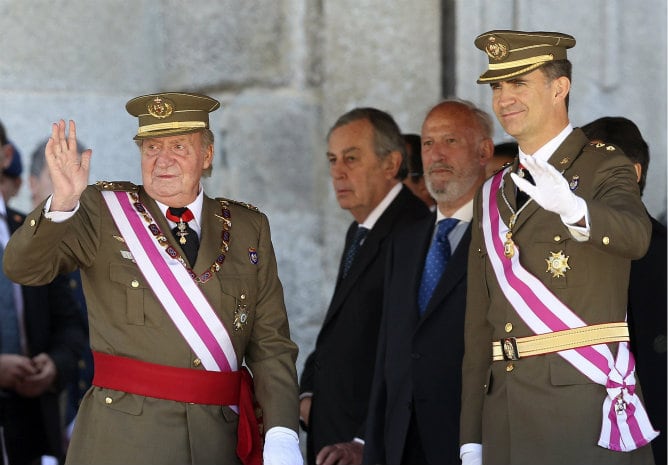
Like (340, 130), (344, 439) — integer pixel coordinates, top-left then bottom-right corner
(479, 170), (658, 451)
(101, 191), (237, 374)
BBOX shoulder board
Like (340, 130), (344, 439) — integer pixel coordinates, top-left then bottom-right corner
(587, 141), (618, 153)
(493, 161), (513, 175)
(94, 181), (140, 192)
(216, 197), (260, 212)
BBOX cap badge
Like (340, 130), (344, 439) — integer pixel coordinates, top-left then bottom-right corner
(147, 96), (174, 119)
(485, 36), (509, 61)
(545, 250), (570, 278)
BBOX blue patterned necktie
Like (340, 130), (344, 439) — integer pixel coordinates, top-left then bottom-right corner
(342, 225), (369, 278)
(0, 242), (20, 354)
(417, 218), (460, 314)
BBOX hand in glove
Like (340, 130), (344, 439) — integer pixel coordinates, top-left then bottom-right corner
(263, 427), (303, 465)
(510, 154), (587, 225)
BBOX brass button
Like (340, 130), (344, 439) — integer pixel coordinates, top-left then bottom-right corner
(240, 293), (247, 300)
(131, 279), (140, 288)
(105, 397), (113, 404)
(193, 358), (201, 367)
(506, 363), (514, 372)
(504, 323), (513, 333)
(602, 236), (610, 245)
(553, 235), (561, 242)
(30, 219), (36, 227)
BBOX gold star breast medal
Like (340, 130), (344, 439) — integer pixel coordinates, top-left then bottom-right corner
(546, 250), (570, 278)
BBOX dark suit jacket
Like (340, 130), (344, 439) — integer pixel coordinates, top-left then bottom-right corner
(628, 214), (666, 465)
(3, 207), (87, 464)
(300, 186), (429, 464)
(364, 212), (470, 465)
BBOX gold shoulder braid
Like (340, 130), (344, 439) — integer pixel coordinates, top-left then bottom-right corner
(217, 197), (260, 212)
(128, 192), (231, 284)
(95, 181), (140, 192)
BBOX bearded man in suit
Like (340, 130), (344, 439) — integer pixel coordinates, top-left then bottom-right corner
(363, 99), (493, 465)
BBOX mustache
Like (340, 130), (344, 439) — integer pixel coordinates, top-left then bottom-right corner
(427, 162), (454, 175)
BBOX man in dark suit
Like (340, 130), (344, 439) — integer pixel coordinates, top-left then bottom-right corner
(582, 116), (667, 465)
(299, 108), (429, 465)
(363, 100), (494, 465)
(0, 127), (87, 465)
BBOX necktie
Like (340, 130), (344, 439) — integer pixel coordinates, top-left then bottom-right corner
(0, 242), (20, 354)
(516, 163), (534, 208)
(166, 207), (200, 266)
(417, 218), (459, 314)
(342, 226), (369, 278)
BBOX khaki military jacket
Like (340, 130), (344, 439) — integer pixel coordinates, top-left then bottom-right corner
(461, 129), (655, 465)
(3, 184), (299, 465)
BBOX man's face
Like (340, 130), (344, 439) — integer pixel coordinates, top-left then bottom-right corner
(421, 103), (489, 206)
(490, 68), (557, 143)
(141, 131), (212, 207)
(327, 119), (398, 223)
(29, 167), (53, 208)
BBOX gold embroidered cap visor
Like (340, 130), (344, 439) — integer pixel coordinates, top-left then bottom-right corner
(126, 92), (221, 140)
(474, 30), (575, 84)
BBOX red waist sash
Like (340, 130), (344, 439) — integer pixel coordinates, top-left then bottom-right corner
(92, 351), (262, 465)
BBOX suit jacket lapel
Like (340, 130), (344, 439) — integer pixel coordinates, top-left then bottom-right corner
(420, 225), (471, 319)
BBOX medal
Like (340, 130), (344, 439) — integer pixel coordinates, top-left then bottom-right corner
(504, 214), (518, 259)
(545, 250), (570, 278)
(176, 219), (188, 245)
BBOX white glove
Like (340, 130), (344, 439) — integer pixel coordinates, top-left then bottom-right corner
(510, 154), (587, 225)
(263, 426), (303, 465)
(460, 443), (482, 465)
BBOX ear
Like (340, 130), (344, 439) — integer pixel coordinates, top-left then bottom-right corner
(202, 143), (214, 169)
(633, 162), (642, 184)
(1, 144), (13, 170)
(479, 138), (495, 166)
(553, 76), (570, 103)
(383, 150), (403, 180)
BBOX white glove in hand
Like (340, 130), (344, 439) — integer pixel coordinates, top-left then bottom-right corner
(460, 446), (482, 465)
(510, 154), (586, 225)
(263, 426), (303, 465)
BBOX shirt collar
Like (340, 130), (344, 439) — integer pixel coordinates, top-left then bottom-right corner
(359, 182), (402, 230)
(435, 198), (474, 224)
(519, 124), (573, 163)
(155, 186), (204, 233)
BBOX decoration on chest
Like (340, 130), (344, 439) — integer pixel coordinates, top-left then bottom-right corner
(545, 250), (571, 278)
(233, 290), (250, 331)
(248, 247), (258, 265)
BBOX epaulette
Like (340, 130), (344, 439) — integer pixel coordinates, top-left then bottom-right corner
(94, 181), (140, 192)
(587, 141), (618, 153)
(217, 197), (260, 212)
(493, 160), (514, 175)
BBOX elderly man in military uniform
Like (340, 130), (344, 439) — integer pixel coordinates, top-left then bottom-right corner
(3, 92), (302, 465)
(460, 31), (657, 465)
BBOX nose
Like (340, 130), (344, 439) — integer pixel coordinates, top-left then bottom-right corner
(155, 147), (174, 166)
(495, 85), (515, 108)
(329, 158), (346, 179)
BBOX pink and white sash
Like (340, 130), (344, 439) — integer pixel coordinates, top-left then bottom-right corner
(481, 169), (658, 452)
(101, 190), (237, 374)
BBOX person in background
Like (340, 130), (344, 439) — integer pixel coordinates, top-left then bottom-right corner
(402, 133), (436, 210)
(3, 92), (302, 465)
(363, 99), (493, 465)
(0, 120), (87, 465)
(299, 108), (429, 465)
(486, 141), (517, 178)
(461, 30), (656, 465)
(28, 138), (94, 449)
(0, 121), (24, 203)
(581, 116), (666, 465)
